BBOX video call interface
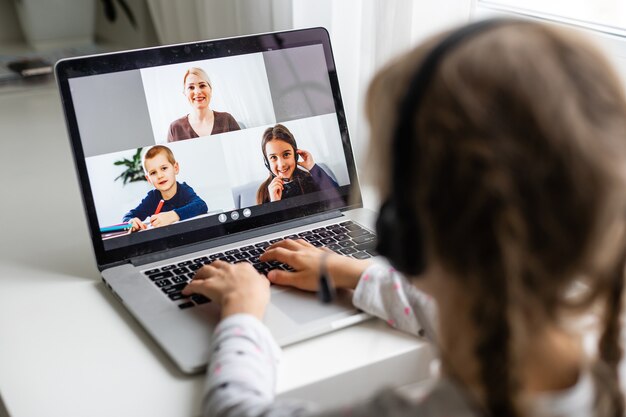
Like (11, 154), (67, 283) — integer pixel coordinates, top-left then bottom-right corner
(69, 43), (353, 251)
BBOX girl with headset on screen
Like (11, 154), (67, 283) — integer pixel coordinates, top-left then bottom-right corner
(256, 123), (339, 204)
(183, 19), (626, 417)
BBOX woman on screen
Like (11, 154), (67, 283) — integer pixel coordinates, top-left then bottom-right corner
(255, 124), (338, 204)
(167, 67), (240, 142)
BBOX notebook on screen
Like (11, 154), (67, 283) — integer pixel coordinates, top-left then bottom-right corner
(55, 27), (376, 374)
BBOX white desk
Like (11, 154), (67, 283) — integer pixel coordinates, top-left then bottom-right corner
(0, 83), (432, 416)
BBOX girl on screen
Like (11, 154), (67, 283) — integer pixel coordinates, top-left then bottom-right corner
(255, 123), (338, 204)
(167, 67), (240, 142)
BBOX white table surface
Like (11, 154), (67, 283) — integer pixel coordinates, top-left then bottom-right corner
(0, 82), (432, 417)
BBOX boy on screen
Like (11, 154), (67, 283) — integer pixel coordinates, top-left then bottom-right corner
(123, 145), (207, 231)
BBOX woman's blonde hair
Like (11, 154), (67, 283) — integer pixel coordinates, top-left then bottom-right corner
(367, 20), (626, 416)
(182, 67), (212, 91)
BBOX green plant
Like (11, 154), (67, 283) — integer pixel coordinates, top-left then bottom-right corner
(114, 148), (147, 185)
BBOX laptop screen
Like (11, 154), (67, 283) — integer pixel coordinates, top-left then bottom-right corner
(56, 28), (360, 267)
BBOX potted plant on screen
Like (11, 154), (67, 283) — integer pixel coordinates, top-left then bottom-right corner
(114, 148), (148, 185)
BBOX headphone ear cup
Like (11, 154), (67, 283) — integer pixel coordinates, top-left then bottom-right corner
(375, 199), (426, 277)
(374, 200), (396, 259)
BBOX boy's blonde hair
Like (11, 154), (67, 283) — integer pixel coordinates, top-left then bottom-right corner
(143, 145), (176, 172)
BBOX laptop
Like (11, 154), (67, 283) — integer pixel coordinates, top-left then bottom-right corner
(55, 27), (377, 374)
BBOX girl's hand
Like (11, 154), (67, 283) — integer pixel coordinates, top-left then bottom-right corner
(129, 217), (147, 232)
(260, 239), (370, 291)
(150, 211), (180, 228)
(182, 261), (270, 320)
(296, 149), (315, 171)
(268, 176), (284, 202)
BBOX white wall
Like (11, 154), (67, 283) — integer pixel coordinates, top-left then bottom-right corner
(473, 1), (626, 85)
(473, 0), (626, 33)
(292, 0), (473, 173)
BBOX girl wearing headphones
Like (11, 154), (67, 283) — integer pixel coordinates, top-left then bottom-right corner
(184, 20), (626, 417)
(256, 123), (339, 204)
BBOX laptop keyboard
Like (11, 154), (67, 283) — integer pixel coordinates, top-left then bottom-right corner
(142, 221), (377, 310)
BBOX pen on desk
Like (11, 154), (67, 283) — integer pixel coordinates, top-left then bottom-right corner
(154, 199), (164, 215)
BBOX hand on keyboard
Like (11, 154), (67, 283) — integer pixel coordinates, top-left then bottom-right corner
(182, 260), (270, 320)
(143, 221), (377, 310)
(260, 239), (331, 291)
(261, 239), (371, 292)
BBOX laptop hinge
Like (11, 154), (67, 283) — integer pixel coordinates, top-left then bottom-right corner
(129, 210), (344, 267)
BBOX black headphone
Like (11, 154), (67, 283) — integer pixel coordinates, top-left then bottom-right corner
(375, 19), (511, 277)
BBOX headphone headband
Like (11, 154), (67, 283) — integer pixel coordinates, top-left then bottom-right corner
(392, 18), (511, 187)
(377, 18), (514, 276)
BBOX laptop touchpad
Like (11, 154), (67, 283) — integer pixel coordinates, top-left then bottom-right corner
(272, 289), (351, 324)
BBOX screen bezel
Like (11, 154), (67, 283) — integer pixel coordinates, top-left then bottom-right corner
(55, 27), (361, 268)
